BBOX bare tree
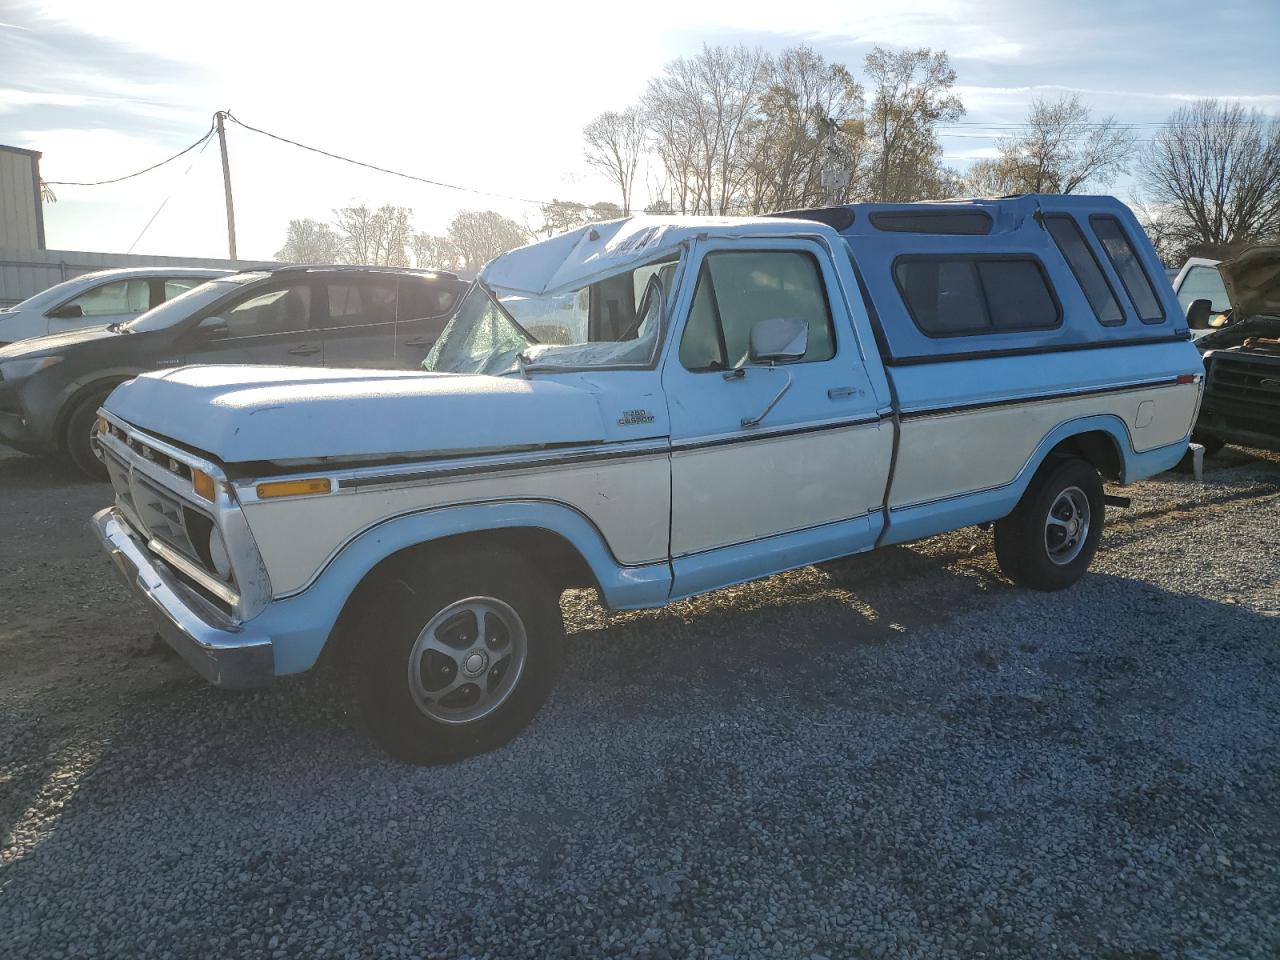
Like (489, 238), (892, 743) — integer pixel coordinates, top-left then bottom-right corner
(583, 107), (647, 214)
(643, 44), (770, 214)
(740, 46), (867, 212)
(411, 233), (463, 272)
(275, 218), (340, 263)
(439, 210), (531, 271)
(863, 47), (964, 202)
(333, 204), (413, 266)
(965, 94), (1134, 196)
(1136, 99), (1280, 262)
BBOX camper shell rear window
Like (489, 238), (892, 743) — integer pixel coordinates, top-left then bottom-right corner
(1044, 215), (1125, 327)
(1090, 215), (1165, 323)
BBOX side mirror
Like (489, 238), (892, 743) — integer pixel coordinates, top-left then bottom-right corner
(1186, 298), (1213, 330)
(748, 317), (808, 364)
(198, 316), (230, 340)
(48, 303), (84, 320)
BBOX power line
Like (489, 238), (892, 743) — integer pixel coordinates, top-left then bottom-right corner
(221, 111), (558, 207)
(45, 126), (215, 186)
(126, 131), (215, 254)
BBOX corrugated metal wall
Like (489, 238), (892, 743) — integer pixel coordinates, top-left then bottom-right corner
(0, 248), (277, 306)
(0, 148), (41, 250)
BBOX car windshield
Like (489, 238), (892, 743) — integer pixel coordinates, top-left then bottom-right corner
(123, 273), (269, 332)
(5, 274), (102, 311)
(423, 258), (677, 375)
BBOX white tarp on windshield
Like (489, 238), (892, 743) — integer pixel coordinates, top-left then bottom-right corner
(480, 215), (835, 298)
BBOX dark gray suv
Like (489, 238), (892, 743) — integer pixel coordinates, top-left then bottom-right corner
(0, 264), (467, 477)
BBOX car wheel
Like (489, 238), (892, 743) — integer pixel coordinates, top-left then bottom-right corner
(64, 389), (112, 480)
(994, 457), (1104, 591)
(356, 545), (564, 764)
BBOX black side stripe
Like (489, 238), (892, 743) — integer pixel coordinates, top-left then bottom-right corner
(883, 332), (1192, 367)
(671, 415), (883, 452)
(899, 377), (1182, 420)
(338, 445), (668, 490)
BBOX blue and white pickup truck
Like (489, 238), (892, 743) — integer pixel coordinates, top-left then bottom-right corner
(92, 195), (1204, 762)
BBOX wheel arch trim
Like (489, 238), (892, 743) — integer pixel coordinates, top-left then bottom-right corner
(255, 499), (672, 676)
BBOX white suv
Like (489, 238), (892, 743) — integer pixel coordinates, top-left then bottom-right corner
(0, 267), (232, 345)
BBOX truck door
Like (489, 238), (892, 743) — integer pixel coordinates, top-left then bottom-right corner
(661, 238), (893, 597)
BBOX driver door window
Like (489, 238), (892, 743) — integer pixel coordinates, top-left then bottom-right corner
(57, 278), (151, 320)
(679, 251), (835, 371)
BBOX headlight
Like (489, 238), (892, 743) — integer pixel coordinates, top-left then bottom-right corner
(208, 527), (233, 580)
(0, 355), (62, 382)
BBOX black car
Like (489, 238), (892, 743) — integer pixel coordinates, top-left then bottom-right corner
(0, 264), (467, 477)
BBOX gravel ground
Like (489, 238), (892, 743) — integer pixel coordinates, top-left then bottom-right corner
(1, 444), (1278, 959)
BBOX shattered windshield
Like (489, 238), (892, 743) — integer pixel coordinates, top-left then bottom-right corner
(423, 258), (678, 375)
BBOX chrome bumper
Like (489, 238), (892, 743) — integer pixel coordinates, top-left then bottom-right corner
(92, 507), (274, 689)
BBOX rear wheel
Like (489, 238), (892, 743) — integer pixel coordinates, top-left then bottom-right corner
(64, 389), (112, 480)
(994, 457), (1104, 591)
(355, 545), (564, 764)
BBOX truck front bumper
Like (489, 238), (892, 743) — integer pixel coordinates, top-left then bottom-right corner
(93, 507), (275, 689)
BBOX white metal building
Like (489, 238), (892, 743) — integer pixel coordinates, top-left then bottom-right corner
(0, 145), (45, 250)
(0, 142), (274, 305)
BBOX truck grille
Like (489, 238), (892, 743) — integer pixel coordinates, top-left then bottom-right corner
(103, 445), (218, 576)
(1205, 353), (1280, 415)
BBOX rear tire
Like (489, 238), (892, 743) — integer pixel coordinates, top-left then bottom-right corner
(994, 457), (1104, 591)
(64, 390), (112, 480)
(354, 545), (564, 764)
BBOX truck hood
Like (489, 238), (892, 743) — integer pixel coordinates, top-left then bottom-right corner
(1220, 245), (1280, 320)
(103, 365), (612, 465)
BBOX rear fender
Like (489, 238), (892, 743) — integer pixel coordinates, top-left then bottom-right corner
(882, 414), (1186, 545)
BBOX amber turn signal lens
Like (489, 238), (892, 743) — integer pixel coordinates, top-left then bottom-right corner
(192, 469), (217, 502)
(255, 478), (332, 499)
(97, 415), (108, 435)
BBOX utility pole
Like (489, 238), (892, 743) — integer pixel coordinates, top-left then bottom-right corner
(215, 111), (237, 260)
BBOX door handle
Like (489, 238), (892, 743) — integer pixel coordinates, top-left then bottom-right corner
(288, 344), (321, 356)
(828, 386), (858, 400)
(403, 337), (431, 347)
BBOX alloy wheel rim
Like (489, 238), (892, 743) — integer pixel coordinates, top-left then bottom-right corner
(406, 596), (528, 725)
(1044, 486), (1091, 566)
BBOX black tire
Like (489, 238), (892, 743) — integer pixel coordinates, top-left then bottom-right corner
(355, 545), (564, 764)
(994, 457), (1104, 592)
(64, 389), (113, 480)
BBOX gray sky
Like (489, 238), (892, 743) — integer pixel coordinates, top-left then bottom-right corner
(2, 0), (1278, 260)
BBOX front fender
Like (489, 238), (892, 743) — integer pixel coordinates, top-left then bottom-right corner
(251, 499), (672, 676)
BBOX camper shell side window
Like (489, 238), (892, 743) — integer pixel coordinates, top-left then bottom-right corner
(892, 254), (1061, 338)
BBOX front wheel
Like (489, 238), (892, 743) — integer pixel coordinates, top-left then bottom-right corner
(994, 457), (1104, 591)
(355, 546), (564, 764)
(64, 389), (112, 480)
